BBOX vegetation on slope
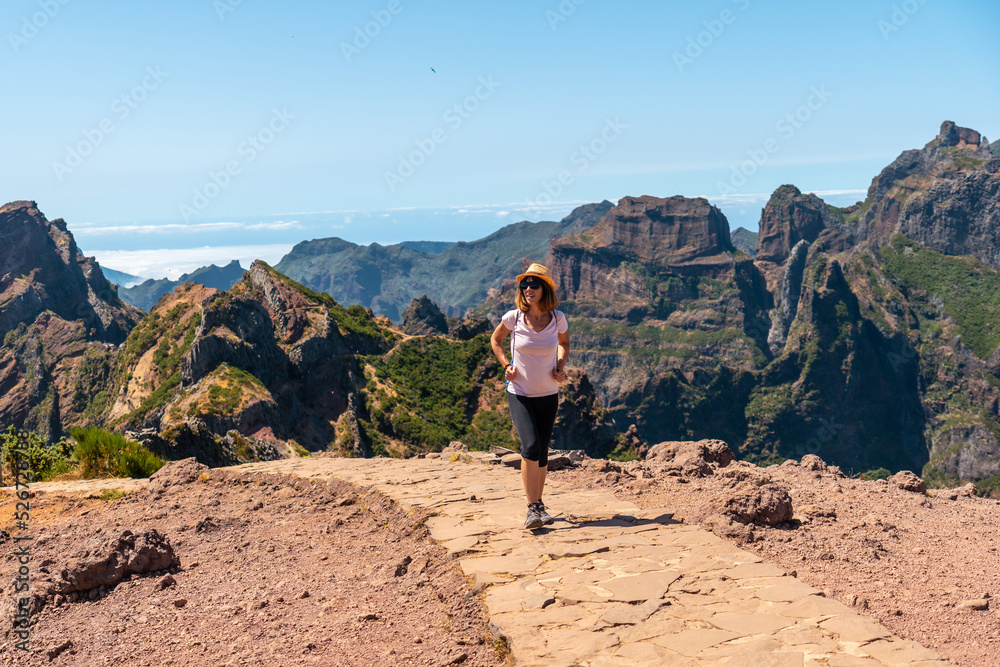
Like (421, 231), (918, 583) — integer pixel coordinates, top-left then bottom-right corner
(882, 235), (1000, 360)
(359, 334), (516, 456)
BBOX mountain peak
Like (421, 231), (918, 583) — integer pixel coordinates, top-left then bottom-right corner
(547, 195), (736, 302)
(567, 195), (734, 264)
(0, 201), (140, 343)
(756, 186), (854, 265)
(857, 122), (1000, 266)
(937, 120), (989, 150)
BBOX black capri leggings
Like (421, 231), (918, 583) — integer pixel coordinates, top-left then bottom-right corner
(507, 393), (559, 467)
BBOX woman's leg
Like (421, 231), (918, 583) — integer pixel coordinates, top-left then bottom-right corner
(532, 394), (559, 506)
(521, 457), (543, 504)
(508, 393), (544, 504)
(534, 464), (547, 504)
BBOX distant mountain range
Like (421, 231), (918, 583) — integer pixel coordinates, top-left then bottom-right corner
(3, 121), (1000, 493)
(101, 267), (145, 288)
(117, 260), (247, 312)
(274, 201), (613, 320)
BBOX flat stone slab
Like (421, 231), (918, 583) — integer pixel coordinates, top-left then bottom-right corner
(53, 456), (951, 666)
(601, 570), (681, 602)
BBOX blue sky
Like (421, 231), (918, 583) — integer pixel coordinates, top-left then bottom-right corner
(3, 0), (998, 277)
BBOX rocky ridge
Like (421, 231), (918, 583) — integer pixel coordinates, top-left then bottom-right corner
(0, 202), (142, 440)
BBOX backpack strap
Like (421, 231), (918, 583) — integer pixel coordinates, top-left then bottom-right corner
(505, 311), (519, 390)
(510, 311), (519, 365)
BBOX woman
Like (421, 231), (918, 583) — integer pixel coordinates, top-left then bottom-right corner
(490, 263), (570, 530)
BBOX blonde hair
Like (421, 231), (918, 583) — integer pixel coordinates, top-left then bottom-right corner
(515, 279), (559, 312)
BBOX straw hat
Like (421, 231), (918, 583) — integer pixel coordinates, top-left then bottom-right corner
(516, 262), (558, 291)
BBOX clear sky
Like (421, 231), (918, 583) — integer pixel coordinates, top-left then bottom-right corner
(3, 0), (998, 277)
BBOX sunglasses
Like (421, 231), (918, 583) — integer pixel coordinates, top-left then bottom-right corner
(519, 279), (543, 290)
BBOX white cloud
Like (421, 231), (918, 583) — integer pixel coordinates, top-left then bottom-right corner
(87, 244), (295, 280)
(74, 218), (308, 236)
(74, 221), (242, 236)
(246, 220), (302, 231)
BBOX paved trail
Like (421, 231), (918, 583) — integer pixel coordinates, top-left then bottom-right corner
(21, 456), (950, 666)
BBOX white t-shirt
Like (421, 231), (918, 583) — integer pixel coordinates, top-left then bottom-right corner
(501, 309), (568, 397)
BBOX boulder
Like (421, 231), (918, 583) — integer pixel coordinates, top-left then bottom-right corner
(645, 439), (735, 477)
(26, 529), (179, 614)
(500, 453), (522, 468)
(148, 457), (208, 492)
(800, 454), (827, 472)
(716, 467), (794, 526)
(889, 470), (926, 493)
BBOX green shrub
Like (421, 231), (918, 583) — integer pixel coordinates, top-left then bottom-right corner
(607, 446), (640, 462)
(70, 427), (165, 479)
(0, 427), (73, 483)
(370, 334), (497, 451)
(99, 488), (130, 502)
(973, 475), (1000, 498)
(861, 467), (892, 481)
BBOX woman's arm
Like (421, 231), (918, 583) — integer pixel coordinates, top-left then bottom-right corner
(490, 322), (517, 381)
(553, 331), (570, 383)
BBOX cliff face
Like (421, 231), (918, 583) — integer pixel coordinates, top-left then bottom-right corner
(0, 201), (140, 342)
(548, 196), (737, 305)
(0, 202), (143, 439)
(583, 195), (733, 264)
(755, 186), (855, 264)
(860, 121), (1000, 262)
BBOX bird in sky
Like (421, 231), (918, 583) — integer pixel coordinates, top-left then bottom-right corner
(430, 67), (436, 73)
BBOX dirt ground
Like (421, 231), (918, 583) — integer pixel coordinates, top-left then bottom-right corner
(0, 464), (505, 667)
(558, 455), (1000, 667)
(2, 453), (999, 666)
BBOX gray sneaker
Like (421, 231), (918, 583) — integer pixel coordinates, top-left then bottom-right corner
(537, 503), (554, 525)
(524, 507), (543, 530)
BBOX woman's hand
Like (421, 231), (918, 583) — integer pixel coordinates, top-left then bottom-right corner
(552, 366), (566, 383)
(505, 364), (518, 381)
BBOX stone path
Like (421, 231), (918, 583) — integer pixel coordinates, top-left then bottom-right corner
(17, 456), (950, 666)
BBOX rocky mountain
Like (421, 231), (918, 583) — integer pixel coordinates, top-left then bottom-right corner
(118, 260), (247, 312)
(730, 227), (758, 257)
(482, 121), (1000, 491)
(274, 201), (613, 321)
(0, 201), (143, 440)
(548, 196), (736, 308)
(754, 185), (855, 265)
(0, 202), (616, 465)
